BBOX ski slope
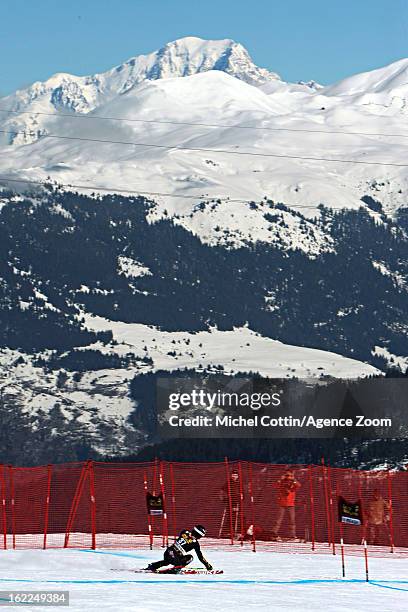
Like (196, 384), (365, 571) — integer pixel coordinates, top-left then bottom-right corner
(0, 548), (407, 611)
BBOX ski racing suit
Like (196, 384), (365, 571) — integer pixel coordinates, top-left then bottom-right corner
(148, 530), (212, 572)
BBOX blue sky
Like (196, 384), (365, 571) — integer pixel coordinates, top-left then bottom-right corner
(1, 0), (407, 95)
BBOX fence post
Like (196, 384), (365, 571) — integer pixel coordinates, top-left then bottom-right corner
(8, 466), (15, 550)
(363, 538), (369, 582)
(64, 463), (87, 548)
(327, 465), (336, 555)
(308, 465), (315, 551)
(238, 462), (245, 546)
(248, 462), (256, 552)
(159, 462), (169, 547)
(387, 470), (395, 553)
(88, 461), (97, 550)
(360, 471), (367, 545)
(358, 470), (365, 546)
(224, 457), (234, 545)
(43, 465), (52, 550)
(336, 481), (345, 576)
(143, 471), (153, 550)
(321, 458), (331, 549)
(169, 462), (177, 542)
(151, 459), (159, 538)
(153, 459), (158, 496)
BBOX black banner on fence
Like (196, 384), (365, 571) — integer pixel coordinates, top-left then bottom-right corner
(146, 492), (164, 516)
(338, 496), (363, 526)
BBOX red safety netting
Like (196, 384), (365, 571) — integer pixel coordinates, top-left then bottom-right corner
(91, 461), (161, 549)
(5, 466), (49, 549)
(0, 460), (407, 557)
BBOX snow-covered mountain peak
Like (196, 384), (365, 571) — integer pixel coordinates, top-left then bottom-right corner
(1, 41), (408, 245)
(297, 80), (323, 91)
(0, 36), (280, 144)
(2, 36), (279, 109)
(119, 36), (280, 86)
(322, 57), (408, 97)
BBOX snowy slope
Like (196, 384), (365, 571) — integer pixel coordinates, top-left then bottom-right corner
(0, 548), (407, 612)
(322, 57), (408, 97)
(82, 313), (380, 380)
(0, 347), (139, 422)
(0, 319), (380, 444)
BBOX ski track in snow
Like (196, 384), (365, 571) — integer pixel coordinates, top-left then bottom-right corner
(0, 548), (407, 611)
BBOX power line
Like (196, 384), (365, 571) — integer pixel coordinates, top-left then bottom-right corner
(1, 129), (407, 167)
(0, 106), (407, 139)
(0, 175), (320, 209)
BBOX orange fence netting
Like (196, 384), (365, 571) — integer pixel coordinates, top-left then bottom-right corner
(0, 460), (406, 556)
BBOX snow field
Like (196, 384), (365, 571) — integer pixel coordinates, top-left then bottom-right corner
(0, 547), (407, 611)
(83, 313), (380, 379)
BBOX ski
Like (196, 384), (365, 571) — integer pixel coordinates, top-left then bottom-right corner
(180, 569), (224, 575)
(270, 537), (306, 543)
(111, 568), (150, 573)
(111, 567), (223, 575)
(149, 566), (224, 575)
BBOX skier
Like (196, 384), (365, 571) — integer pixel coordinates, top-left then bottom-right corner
(146, 525), (213, 573)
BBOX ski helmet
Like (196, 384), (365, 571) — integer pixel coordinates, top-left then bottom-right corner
(192, 525), (206, 538)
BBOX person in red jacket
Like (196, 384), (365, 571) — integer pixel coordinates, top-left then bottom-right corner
(271, 470), (301, 541)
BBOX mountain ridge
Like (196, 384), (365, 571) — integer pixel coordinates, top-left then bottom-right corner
(0, 37), (407, 238)
(1, 37), (280, 132)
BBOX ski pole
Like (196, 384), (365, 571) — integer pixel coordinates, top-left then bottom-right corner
(218, 508), (226, 538)
(144, 471), (153, 550)
(234, 508), (239, 538)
